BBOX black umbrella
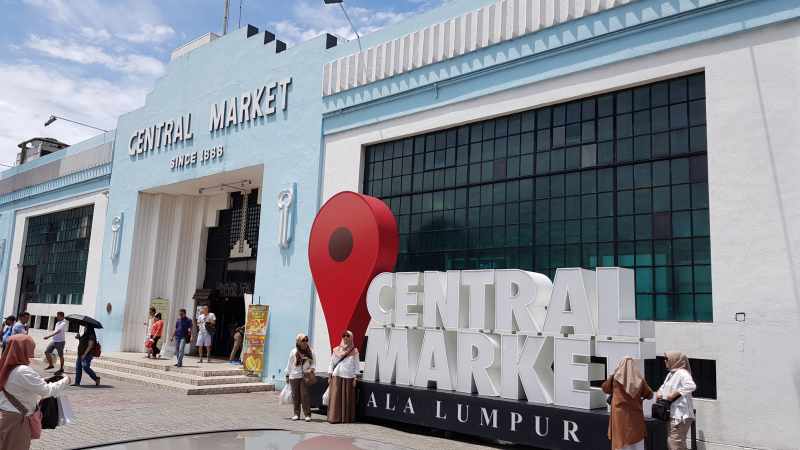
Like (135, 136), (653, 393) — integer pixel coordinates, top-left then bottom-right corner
(65, 314), (103, 329)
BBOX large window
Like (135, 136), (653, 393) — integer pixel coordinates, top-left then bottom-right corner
(19, 205), (94, 308)
(364, 74), (711, 322)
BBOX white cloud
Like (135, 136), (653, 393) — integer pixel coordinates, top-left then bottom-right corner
(79, 27), (111, 42)
(120, 24), (176, 44)
(271, 1), (415, 46)
(0, 64), (149, 165)
(25, 35), (165, 77)
(22, 0), (175, 46)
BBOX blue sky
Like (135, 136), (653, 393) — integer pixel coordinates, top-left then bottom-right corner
(0, 0), (448, 165)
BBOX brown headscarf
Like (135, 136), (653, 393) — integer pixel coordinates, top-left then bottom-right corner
(333, 330), (358, 359)
(612, 356), (645, 398)
(664, 351), (691, 373)
(0, 335), (35, 390)
(295, 333), (313, 366)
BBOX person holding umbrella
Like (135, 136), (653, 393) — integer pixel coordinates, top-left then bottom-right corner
(66, 315), (102, 387)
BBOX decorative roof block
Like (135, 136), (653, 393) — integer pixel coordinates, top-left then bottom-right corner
(322, 0), (637, 96)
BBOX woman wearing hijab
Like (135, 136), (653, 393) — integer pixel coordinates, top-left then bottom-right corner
(74, 327), (100, 386)
(601, 357), (654, 450)
(327, 330), (360, 424)
(284, 333), (315, 422)
(0, 335), (70, 449)
(657, 352), (697, 450)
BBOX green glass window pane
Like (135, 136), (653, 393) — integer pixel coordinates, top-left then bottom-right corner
(566, 220), (581, 244)
(636, 268), (653, 292)
(675, 266), (693, 293)
(636, 240), (653, 266)
(550, 149), (565, 172)
(481, 162), (494, 182)
(598, 95), (614, 117)
(693, 237), (710, 264)
(519, 201), (533, 224)
(520, 154), (534, 177)
(634, 110), (651, 135)
(670, 103), (688, 129)
(553, 126), (566, 148)
(672, 185), (691, 211)
(692, 183), (709, 209)
(535, 246), (549, 268)
(688, 74), (705, 100)
(598, 193), (614, 217)
(494, 138), (507, 159)
(598, 218), (614, 242)
(535, 200), (549, 222)
(507, 225), (520, 246)
(676, 294), (695, 321)
(673, 239), (692, 265)
(508, 134), (521, 156)
(670, 78), (688, 103)
(506, 205), (519, 225)
(550, 198), (565, 221)
(566, 147), (581, 170)
(583, 243), (598, 268)
(506, 180), (519, 202)
(654, 267), (671, 293)
(689, 100), (706, 126)
(566, 123), (581, 145)
(598, 141), (614, 165)
(582, 195), (597, 218)
(618, 216), (635, 241)
(535, 153), (549, 175)
(634, 189), (652, 214)
(634, 136), (651, 161)
(618, 165), (634, 190)
(672, 211), (692, 238)
(618, 241), (635, 267)
(652, 107), (669, 133)
(581, 144), (597, 168)
(521, 132), (535, 153)
(653, 132), (669, 158)
(507, 157), (521, 178)
(566, 244), (581, 266)
(598, 117), (614, 141)
(694, 265), (712, 293)
(653, 187), (671, 212)
(617, 138), (633, 162)
(493, 205), (506, 225)
(634, 86), (650, 111)
(598, 243), (615, 266)
(469, 163), (481, 184)
(695, 294), (712, 322)
(671, 129), (689, 155)
(535, 223), (549, 245)
(636, 215), (652, 240)
(493, 226), (506, 248)
(551, 246), (565, 268)
(617, 91), (633, 114)
(692, 210), (710, 236)
(636, 294), (654, 320)
(537, 130), (551, 152)
(565, 197), (580, 221)
(597, 168), (613, 192)
(654, 240), (671, 265)
(690, 126), (707, 152)
(618, 191), (633, 215)
(582, 219), (598, 242)
(655, 294), (673, 320)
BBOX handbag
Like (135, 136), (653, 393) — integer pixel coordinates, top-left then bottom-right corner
(651, 398), (672, 421)
(39, 397), (59, 429)
(303, 371), (317, 385)
(92, 341), (102, 358)
(3, 389), (43, 439)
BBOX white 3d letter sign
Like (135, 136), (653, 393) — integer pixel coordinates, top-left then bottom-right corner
(363, 268), (655, 410)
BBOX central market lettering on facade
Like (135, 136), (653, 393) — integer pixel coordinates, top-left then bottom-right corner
(128, 77), (292, 161)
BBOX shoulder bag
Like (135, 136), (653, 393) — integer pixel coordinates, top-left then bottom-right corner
(651, 398), (672, 421)
(3, 389), (43, 439)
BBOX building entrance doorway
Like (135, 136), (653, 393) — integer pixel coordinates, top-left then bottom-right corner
(200, 190), (260, 358)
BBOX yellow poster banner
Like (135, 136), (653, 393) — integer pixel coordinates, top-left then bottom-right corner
(243, 305), (269, 376)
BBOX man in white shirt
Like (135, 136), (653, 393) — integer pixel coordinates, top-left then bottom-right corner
(196, 305), (216, 363)
(43, 312), (66, 374)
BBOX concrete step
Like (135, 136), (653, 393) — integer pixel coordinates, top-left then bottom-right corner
(62, 362), (274, 395)
(62, 356), (259, 386)
(64, 353), (246, 377)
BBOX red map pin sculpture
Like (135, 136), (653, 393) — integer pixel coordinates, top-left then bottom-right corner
(309, 191), (398, 351)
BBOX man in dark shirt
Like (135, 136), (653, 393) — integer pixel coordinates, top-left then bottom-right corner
(170, 309), (193, 367)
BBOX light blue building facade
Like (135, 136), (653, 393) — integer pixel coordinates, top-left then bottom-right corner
(0, 1), (798, 448)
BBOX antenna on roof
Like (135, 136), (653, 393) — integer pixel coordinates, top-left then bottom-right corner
(222, 0), (230, 35)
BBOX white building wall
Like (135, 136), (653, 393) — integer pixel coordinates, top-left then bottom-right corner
(319, 22), (800, 450)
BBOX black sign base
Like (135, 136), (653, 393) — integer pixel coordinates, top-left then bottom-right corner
(310, 376), (666, 450)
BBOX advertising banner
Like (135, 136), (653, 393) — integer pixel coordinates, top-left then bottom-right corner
(149, 297), (169, 321)
(243, 305), (269, 376)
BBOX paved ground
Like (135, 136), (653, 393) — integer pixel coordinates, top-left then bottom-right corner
(29, 361), (517, 450)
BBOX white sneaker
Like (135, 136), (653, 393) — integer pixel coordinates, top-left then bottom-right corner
(291, 415), (299, 421)
(304, 416), (311, 422)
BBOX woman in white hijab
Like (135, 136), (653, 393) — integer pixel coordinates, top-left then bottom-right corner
(601, 357), (654, 450)
(657, 351), (697, 450)
(327, 330), (360, 423)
